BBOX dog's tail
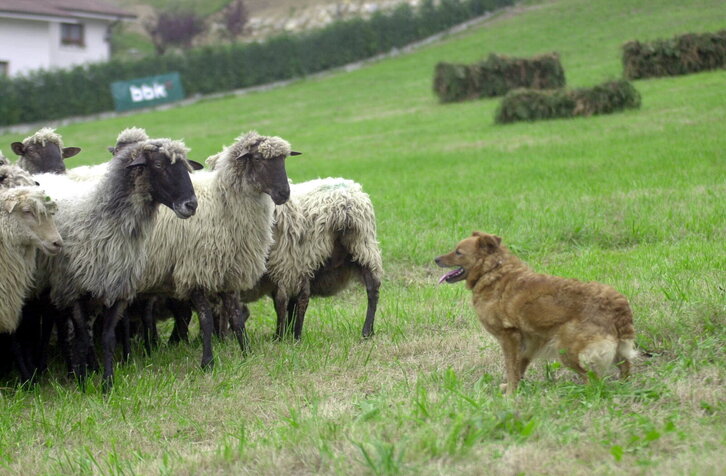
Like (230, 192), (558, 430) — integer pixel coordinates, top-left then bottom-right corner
(613, 296), (637, 378)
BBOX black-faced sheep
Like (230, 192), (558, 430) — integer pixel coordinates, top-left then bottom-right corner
(138, 131), (298, 369)
(11, 127), (81, 174)
(35, 138), (198, 388)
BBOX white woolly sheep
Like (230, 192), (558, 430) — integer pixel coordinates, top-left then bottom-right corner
(0, 162), (38, 189)
(66, 127), (151, 182)
(138, 131), (298, 368)
(34, 138), (198, 387)
(11, 127), (81, 174)
(0, 186), (62, 380)
(250, 177), (383, 340)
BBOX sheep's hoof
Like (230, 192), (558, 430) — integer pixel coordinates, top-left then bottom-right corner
(200, 357), (214, 371)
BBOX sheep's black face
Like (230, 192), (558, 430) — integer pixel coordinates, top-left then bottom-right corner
(11, 141), (80, 174)
(247, 155), (290, 205)
(143, 151), (198, 219)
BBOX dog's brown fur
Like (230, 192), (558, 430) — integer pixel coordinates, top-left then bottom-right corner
(435, 231), (636, 395)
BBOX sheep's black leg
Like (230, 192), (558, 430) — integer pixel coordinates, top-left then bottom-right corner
(9, 334), (32, 383)
(292, 281), (311, 341)
(273, 292), (289, 340)
(168, 299), (191, 345)
(223, 292), (249, 355)
(361, 267), (381, 338)
(191, 290), (214, 370)
(140, 297), (156, 355)
(55, 312), (74, 377)
(101, 300), (128, 391)
(38, 302), (56, 374)
(69, 302), (90, 383)
(120, 310), (131, 364)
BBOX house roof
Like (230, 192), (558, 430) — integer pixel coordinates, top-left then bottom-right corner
(0, 0), (135, 20)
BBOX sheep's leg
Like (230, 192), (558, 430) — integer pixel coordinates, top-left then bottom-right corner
(119, 311), (131, 364)
(69, 302), (91, 383)
(191, 290), (214, 370)
(9, 334), (32, 383)
(168, 299), (192, 345)
(101, 300), (128, 391)
(38, 302), (56, 374)
(55, 312), (74, 377)
(223, 292), (249, 355)
(140, 297), (156, 355)
(273, 292), (289, 340)
(361, 267), (381, 338)
(292, 281), (311, 341)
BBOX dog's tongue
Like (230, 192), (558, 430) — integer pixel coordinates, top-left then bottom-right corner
(438, 269), (459, 284)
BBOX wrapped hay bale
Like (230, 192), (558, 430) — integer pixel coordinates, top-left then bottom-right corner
(623, 30), (726, 79)
(433, 53), (566, 103)
(495, 80), (641, 124)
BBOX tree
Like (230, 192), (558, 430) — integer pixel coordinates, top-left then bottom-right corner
(223, 0), (249, 41)
(145, 10), (206, 55)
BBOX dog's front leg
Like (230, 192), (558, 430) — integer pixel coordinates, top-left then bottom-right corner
(498, 329), (522, 396)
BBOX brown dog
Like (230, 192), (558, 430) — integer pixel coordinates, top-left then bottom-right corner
(435, 231), (636, 395)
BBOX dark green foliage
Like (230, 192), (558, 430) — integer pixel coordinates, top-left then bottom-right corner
(495, 80), (641, 124)
(0, 0), (514, 126)
(623, 30), (726, 79)
(433, 53), (566, 103)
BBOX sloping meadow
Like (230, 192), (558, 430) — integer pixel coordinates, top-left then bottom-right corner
(0, 0), (724, 474)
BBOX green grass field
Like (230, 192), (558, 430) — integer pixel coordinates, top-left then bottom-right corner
(1, 0), (724, 474)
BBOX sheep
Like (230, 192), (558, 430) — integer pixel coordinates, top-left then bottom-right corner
(34, 138), (199, 387)
(11, 127), (81, 174)
(0, 162), (38, 189)
(263, 177), (383, 339)
(0, 186), (63, 380)
(199, 173), (383, 341)
(138, 131), (298, 369)
(66, 127), (151, 182)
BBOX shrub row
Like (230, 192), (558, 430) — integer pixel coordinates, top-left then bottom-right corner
(494, 80), (641, 124)
(432, 52), (566, 103)
(622, 30), (726, 79)
(0, 0), (514, 126)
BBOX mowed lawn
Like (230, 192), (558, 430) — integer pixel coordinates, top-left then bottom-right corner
(1, 0), (724, 474)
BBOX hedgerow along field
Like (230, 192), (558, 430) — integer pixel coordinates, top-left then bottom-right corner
(1, 0), (724, 473)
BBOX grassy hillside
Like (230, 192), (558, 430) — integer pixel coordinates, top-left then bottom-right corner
(1, 0), (724, 474)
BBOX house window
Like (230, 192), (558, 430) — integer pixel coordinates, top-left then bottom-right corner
(61, 23), (84, 46)
(0, 61), (8, 77)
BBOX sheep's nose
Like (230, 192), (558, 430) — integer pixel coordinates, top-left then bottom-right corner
(183, 198), (198, 214)
(53, 239), (63, 249)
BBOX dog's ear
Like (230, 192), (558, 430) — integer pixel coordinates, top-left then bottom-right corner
(477, 233), (501, 253)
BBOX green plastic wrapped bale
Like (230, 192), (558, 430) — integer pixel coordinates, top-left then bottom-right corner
(495, 80), (641, 124)
(622, 30), (726, 79)
(433, 53), (566, 103)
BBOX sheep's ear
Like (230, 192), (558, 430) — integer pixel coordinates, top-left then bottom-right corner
(3, 197), (18, 213)
(62, 147), (81, 159)
(126, 153), (148, 168)
(11, 142), (25, 156)
(188, 160), (204, 171)
(290, 151), (302, 156)
(107, 146), (116, 155)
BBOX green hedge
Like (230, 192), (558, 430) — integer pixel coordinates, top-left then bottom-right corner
(495, 80), (641, 124)
(0, 0), (514, 126)
(623, 30), (726, 80)
(433, 52), (566, 103)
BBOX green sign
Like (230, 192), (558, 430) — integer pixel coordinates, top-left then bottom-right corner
(111, 72), (185, 112)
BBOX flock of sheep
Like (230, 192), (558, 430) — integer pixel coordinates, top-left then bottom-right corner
(0, 127), (382, 389)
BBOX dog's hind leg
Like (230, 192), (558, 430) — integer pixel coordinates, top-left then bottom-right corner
(616, 339), (637, 379)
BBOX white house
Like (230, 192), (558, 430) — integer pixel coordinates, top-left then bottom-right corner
(0, 0), (134, 77)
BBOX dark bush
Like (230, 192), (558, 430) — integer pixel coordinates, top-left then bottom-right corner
(0, 0), (513, 127)
(623, 30), (726, 79)
(495, 80), (641, 124)
(433, 53), (566, 103)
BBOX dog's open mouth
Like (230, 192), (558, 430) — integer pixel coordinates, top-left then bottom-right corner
(438, 267), (466, 284)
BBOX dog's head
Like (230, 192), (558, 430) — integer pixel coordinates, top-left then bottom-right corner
(434, 231), (502, 285)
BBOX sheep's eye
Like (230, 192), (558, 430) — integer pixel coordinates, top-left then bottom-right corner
(153, 160), (164, 169)
(23, 209), (33, 216)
